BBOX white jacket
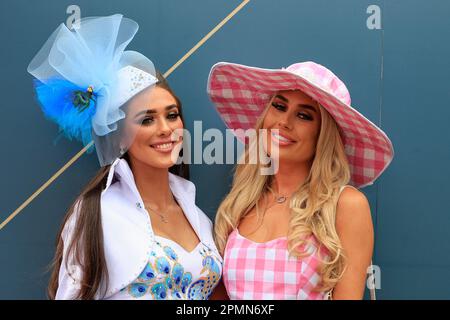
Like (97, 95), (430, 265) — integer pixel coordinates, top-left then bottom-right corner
(55, 158), (221, 299)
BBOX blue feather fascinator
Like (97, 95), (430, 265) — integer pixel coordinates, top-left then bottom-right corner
(27, 14), (158, 165)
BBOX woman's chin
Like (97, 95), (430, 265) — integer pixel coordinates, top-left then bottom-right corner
(269, 152), (304, 166)
(136, 150), (178, 169)
(144, 160), (176, 170)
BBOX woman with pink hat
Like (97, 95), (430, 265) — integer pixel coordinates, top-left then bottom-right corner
(208, 61), (393, 299)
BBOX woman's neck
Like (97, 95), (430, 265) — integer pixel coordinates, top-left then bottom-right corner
(128, 158), (175, 210)
(271, 160), (311, 196)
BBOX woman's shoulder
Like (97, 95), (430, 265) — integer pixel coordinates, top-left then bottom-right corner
(337, 185), (369, 210)
(61, 198), (83, 240)
(335, 185), (373, 237)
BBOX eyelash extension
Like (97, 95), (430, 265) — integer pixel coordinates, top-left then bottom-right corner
(141, 117), (154, 125)
(297, 112), (313, 121)
(167, 112), (180, 120)
(140, 112), (180, 125)
(271, 102), (286, 111)
(272, 102), (313, 121)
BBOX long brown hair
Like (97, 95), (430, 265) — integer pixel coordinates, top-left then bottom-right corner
(47, 72), (189, 299)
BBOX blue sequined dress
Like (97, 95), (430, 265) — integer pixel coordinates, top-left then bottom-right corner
(110, 236), (223, 300)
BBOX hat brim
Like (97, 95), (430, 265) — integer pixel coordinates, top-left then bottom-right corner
(207, 62), (394, 188)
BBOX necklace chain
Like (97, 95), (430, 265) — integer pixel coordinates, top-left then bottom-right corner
(267, 186), (293, 204)
(246, 187), (294, 236)
(143, 198), (177, 224)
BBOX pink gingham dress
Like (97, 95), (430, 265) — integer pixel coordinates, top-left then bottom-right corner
(222, 187), (352, 300)
(223, 230), (329, 300)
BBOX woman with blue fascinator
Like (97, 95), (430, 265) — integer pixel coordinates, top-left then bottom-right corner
(28, 14), (222, 300)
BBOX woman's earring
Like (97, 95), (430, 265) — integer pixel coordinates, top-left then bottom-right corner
(119, 145), (126, 155)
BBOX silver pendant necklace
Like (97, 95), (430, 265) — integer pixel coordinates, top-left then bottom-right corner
(275, 195), (288, 203)
(143, 203), (170, 223)
(268, 186), (291, 204)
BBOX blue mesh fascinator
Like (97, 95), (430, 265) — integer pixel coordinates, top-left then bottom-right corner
(27, 14), (158, 166)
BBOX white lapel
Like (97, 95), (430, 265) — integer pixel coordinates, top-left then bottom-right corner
(100, 158), (217, 298)
(168, 173), (202, 241)
(104, 159), (207, 247)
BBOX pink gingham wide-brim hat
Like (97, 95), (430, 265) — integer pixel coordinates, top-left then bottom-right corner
(206, 61), (394, 188)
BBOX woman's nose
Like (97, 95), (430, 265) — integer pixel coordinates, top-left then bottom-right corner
(157, 118), (172, 135)
(278, 113), (293, 130)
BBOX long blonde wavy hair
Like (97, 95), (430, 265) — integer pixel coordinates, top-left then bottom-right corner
(214, 97), (351, 292)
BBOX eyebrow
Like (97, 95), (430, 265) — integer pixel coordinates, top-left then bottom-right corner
(274, 94), (318, 113)
(133, 104), (178, 118)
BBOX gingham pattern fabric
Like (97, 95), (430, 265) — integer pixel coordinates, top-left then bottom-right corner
(223, 229), (329, 300)
(207, 61), (394, 188)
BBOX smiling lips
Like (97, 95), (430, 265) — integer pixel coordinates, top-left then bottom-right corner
(270, 131), (296, 146)
(150, 131), (295, 152)
(150, 140), (179, 153)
